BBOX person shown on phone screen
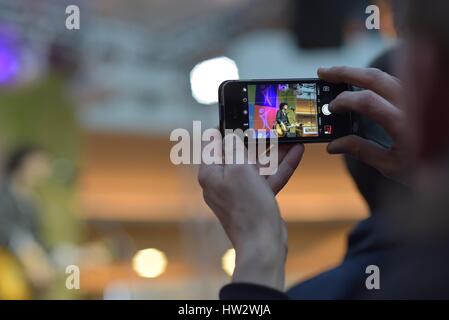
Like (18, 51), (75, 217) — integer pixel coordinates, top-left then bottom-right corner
(275, 103), (292, 137)
(198, 0), (449, 299)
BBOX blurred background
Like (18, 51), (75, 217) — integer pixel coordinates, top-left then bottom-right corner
(0, 0), (397, 299)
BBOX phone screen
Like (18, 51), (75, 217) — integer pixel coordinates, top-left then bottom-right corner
(220, 79), (353, 143)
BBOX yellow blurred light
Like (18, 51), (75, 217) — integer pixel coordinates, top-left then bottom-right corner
(132, 248), (167, 278)
(222, 248), (236, 276)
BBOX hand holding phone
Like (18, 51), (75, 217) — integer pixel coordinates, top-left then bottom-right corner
(318, 66), (409, 181)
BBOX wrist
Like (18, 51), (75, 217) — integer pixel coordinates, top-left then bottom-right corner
(232, 229), (287, 291)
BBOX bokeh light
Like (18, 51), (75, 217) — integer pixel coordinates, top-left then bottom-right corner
(221, 248), (235, 277)
(190, 56), (239, 105)
(132, 248), (168, 279)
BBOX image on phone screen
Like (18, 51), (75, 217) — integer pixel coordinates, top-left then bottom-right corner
(220, 80), (353, 143)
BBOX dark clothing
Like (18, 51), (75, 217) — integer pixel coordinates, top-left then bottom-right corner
(220, 216), (394, 299)
(276, 110), (289, 127)
(220, 182), (449, 299)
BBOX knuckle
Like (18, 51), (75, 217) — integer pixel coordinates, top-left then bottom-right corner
(367, 67), (385, 81)
(338, 90), (352, 101)
(333, 90), (352, 107)
(382, 164), (395, 178)
(360, 90), (378, 107)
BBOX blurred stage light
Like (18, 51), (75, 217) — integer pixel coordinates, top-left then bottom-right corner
(132, 248), (167, 278)
(0, 40), (20, 84)
(222, 248), (235, 277)
(190, 56), (239, 105)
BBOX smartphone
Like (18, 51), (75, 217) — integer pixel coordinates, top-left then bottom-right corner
(219, 79), (354, 143)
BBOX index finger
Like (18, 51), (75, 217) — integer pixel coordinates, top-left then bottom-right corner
(330, 90), (404, 141)
(318, 66), (401, 105)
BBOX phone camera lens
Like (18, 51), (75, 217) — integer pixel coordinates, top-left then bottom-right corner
(242, 98), (247, 103)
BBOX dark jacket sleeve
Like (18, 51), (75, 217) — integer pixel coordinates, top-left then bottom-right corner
(219, 283), (289, 300)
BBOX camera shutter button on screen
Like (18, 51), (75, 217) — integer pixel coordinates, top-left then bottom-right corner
(322, 104), (331, 116)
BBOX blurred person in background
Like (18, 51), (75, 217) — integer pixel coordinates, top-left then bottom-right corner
(0, 146), (55, 298)
(0, 36), (83, 299)
(199, 0), (449, 299)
